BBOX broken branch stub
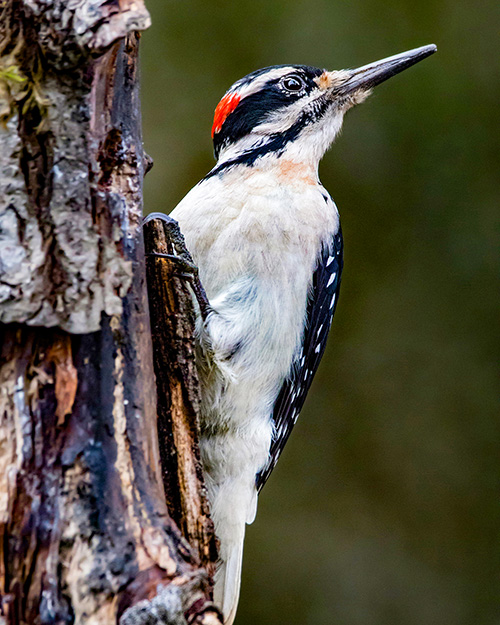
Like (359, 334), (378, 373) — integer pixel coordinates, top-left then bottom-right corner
(143, 217), (219, 578)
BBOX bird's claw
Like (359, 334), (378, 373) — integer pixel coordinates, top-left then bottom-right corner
(143, 213), (212, 321)
(145, 251), (198, 276)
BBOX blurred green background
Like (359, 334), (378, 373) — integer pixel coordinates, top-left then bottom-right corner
(140, 1), (499, 624)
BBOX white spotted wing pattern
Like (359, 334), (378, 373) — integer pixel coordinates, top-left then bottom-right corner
(257, 227), (343, 491)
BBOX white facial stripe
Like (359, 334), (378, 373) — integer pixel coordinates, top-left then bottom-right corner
(218, 133), (274, 161)
(231, 67), (298, 101)
(253, 90), (323, 134)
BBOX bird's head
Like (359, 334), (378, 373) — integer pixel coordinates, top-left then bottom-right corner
(211, 45), (436, 169)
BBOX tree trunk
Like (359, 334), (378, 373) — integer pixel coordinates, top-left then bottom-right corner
(0, 2), (221, 624)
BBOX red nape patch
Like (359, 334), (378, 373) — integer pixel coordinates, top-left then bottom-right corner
(211, 92), (241, 137)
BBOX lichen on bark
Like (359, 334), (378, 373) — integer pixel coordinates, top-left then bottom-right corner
(0, 0), (151, 333)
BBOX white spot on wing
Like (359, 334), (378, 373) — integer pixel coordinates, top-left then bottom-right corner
(329, 293), (337, 309)
(327, 272), (337, 287)
(326, 255), (334, 267)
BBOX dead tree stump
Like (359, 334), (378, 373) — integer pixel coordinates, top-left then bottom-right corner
(0, 2), (221, 624)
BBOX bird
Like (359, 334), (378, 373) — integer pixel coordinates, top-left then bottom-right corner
(146, 44), (436, 624)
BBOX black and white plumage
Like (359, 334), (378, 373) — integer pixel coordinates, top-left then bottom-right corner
(257, 226), (343, 491)
(164, 44), (436, 625)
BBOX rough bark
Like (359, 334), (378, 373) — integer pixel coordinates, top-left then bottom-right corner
(0, 2), (221, 624)
(143, 219), (218, 578)
(0, 0), (152, 332)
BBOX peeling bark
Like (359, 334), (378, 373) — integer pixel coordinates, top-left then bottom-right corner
(144, 219), (218, 578)
(0, 2), (222, 624)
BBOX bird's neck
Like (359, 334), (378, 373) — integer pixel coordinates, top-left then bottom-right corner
(214, 112), (343, 177)
(257, 157), (319, 186)
(214, 133), (322, 181)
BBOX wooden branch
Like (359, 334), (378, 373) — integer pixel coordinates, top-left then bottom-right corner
(0, 2), (222, 624)
(143, 218), (218, 577)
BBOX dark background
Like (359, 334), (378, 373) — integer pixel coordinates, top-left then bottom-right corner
(140, 2), (499, 624)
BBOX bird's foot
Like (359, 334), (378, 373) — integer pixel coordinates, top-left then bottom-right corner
(143, 212), (212, 320)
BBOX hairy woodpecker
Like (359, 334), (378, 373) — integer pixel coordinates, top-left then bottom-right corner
(147, 44), (436, 624)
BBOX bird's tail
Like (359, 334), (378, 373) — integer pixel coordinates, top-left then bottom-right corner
(206, 459), (259, 623)
(214, 530), (245, 625)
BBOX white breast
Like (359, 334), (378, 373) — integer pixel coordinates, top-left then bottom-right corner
(172, 161), (338, 447)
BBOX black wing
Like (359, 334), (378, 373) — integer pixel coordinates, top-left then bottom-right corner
(256, 226), (343, 491)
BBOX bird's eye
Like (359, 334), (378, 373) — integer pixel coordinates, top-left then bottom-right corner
(282, 75), (304, 92)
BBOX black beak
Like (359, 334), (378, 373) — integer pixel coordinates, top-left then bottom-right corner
(336, 44), (437, 95)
